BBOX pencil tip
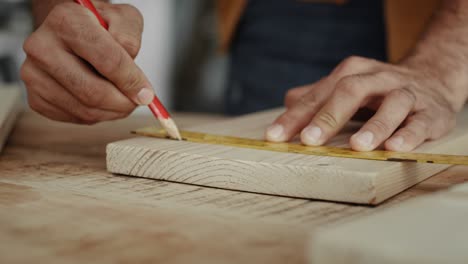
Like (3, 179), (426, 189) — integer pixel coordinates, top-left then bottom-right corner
(159, 117), (182, 140)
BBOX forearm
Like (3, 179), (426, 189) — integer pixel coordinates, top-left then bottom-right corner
(32, 0), (110, 27)
(402, 0), (468, 112)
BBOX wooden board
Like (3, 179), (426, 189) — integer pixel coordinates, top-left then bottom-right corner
(3, 111), (468, 263)
(0, 181), (306, 264)
(309, 182), (468, 264)
(0, 87), (22, 152)
(107, 108), (468, 204)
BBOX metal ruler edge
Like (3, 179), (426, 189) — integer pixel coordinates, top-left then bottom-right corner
(132, 127), (468, 166)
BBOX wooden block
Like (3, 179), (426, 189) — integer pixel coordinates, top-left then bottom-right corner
(309, 182), (468, 264)
(0, 87), (22, 153)
(107, 108), (468, 204)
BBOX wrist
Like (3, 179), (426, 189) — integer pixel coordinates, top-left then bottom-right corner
(400, 54), (468, 112)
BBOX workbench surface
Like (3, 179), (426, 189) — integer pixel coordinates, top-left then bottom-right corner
(1, 111), (467, 264)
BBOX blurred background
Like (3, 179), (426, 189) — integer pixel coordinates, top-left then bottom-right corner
(0, 0), (227, 114)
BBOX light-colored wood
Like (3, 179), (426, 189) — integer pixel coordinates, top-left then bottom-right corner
(2, 111), (468, 263)
(107, 108), (468, 204)
(309, 182), (468, 264)
(0, 87), (22, 152)
(0, 181), (306, 264)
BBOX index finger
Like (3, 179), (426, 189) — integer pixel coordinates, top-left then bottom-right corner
(301, 72), (396, 146)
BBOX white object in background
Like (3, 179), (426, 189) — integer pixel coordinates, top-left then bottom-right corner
(113, 0), (175, 114)
(0, 87), (22, 153)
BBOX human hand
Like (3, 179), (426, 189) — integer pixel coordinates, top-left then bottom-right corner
(21, 2), (152, 124)
(265, 56), (459, 152)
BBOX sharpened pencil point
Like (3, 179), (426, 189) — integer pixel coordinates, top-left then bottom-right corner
(158, 117), (182, 140)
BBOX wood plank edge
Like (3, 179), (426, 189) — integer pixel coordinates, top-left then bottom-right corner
(106, 140), (378, 204)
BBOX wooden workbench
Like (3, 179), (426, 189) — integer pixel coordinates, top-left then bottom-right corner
(1, 111), (468, 264)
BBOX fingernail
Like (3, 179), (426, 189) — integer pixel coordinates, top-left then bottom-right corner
(387, 136), (404, 149)
(354, 131), (374, 149)
(301, 125), (322, 145)
(136, 88), (154, 105)
(266, 124), (285, 141)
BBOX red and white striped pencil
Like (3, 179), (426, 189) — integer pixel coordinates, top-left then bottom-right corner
(73, 0), (182, 140)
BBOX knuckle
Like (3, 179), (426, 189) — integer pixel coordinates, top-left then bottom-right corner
(285, 89), (298, 101)
(396, 87), (417, 103)
(47, 4), (75, 31)
(113, 32), (140, 58)
(297, 92), (320, 109)
(49, 4), (101, 42)
(316, 111), (339, 129)
(285, 88), (303, 107)
(367, 119), (392, 135)
(20, 62), (33, 85)
(373, 70), (394, 81)
(119, 4), (143, 21)
(335, 77), (361, 98)
(96, 47), (124, 76)
(22, 35), (35, 55)
(60, 70), (106, 108)
(110, 4), (144, 31)
(341, 56), (365, 69)
(284, 91), (293, 106)
(48, 4), (71, 22)
(71, 23), (100, 43)
(334, 56), (375, 76)
(119, 5), (143, 27)
(78, 84), (106, 108)
(23, 34), (44, 60)
(63, 70), (86, 90)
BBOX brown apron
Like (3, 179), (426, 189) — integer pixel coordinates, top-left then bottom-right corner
(216, 0), (440, 63)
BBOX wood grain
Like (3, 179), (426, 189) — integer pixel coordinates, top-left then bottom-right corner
(0, 87), (22, 152)
(0, 181), (306, 264)
(310, 182), (468, 264)
(107, 108), (468, 204)
(3, 111), (468, 263)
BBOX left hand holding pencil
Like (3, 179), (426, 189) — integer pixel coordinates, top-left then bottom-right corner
(21, 1), (151, 124)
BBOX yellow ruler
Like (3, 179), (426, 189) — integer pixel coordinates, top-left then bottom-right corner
(133, 127), (468, 166)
